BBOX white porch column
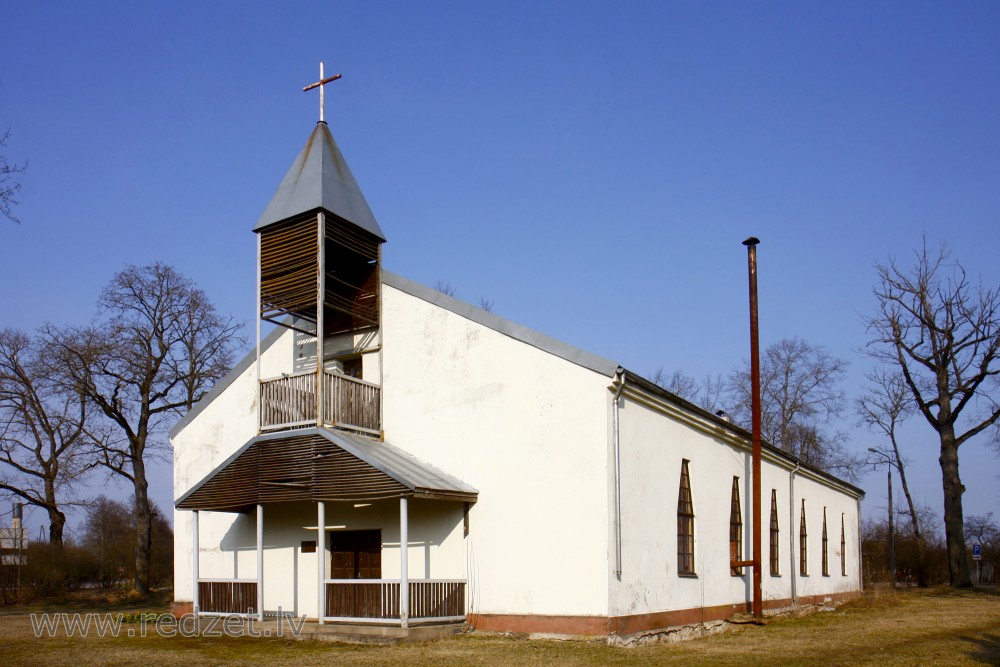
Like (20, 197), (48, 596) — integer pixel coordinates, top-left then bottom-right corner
(256, 503), (264, 622)
(317, 501), (326, 624)
(192, 510), (199, 614)
(400, 496), (409, 629)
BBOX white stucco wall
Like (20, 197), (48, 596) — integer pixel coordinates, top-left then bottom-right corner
(380, 284), (613, 618)
(174, 280), (612, 619)
(173, 328), (294, 604)
(789, 471), (862, 601)
(173, 325), (467, 618)
(610, 387), (862, 618)
(290, 328), (381, 377)
(173, 274), (860, 626)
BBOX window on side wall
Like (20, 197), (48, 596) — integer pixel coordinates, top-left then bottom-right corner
(730, 477), (743, 576)
(822, 507), (829, 576)
(677, 460), (696, 576)
(841, 513), (847, 576)
(799, 499), (808, 576)
(769, 489), (780, 576)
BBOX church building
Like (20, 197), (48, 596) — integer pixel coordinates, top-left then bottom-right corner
(171, 76), (864, 642)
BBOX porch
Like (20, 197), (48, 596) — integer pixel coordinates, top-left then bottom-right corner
(176, 428), (478, 630)
(195, 577), (466, 625)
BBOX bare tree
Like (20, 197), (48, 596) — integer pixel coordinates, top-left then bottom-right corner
(866, 241), (1000, 587)
(650, 368), (725, 413)
(433, 280), (456, 297)
(858, 368), (927, 586)
(699, 374), (726, 414)
(965, 513), (999, 584)
(45, 263), (243, 595)
(82, 494), (174, 590)
(0, 329), (92, 545)
(728, 337), (859, 479)
(478, 296), (494, 313)
(652, 368), (696, 398)
(863, 506), (949, 585)
(83, 495), (134, 588)
(1, 127), (26, 223)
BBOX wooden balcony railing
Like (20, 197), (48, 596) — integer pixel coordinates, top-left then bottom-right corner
(260, 372), (314, 429)
(197, 579), (257, 615)
(324, 373), (381, 433)
(260, 371), (380, 434)
(324, 579), (466, 623)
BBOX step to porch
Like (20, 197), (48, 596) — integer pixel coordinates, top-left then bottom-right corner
(210, 618), (468, 644)
(303, 620), (467, 644)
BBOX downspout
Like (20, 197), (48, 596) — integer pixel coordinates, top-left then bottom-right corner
(856, 497), (864, 593)
(612, 370), (626, 578)
(788, 462), (800, 606)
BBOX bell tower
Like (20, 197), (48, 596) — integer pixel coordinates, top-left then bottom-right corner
(254, 65), (385, 435)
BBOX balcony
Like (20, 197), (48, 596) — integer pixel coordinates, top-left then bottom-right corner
(260, 370), (381, 435)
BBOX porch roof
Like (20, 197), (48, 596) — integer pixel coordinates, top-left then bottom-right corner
(175, 427), (478, 512)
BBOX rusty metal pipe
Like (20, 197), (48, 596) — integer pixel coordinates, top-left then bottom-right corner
(743, 236), (764, 620)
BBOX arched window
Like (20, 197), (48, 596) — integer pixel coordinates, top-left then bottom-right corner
(799, 499), (808, 576)
(822, 507), (829, 576)
(677, 460), (695, 575)
(730, 477), (743, 576)
(841, 514), (847, 576)
(769, 489), (780, 575)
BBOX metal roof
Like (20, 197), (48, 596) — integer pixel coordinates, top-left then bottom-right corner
(327, 428), (478, 499)
(254, 122), (386, 240)
(175, 427), (477, 512)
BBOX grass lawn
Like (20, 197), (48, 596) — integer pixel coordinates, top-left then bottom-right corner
(0, 586), (997, 666)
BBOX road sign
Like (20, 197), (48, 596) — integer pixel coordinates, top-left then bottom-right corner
(972, 544), (981, 560)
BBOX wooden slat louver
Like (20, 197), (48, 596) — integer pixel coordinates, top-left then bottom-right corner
(260, 215), (319, 322)
(176, 432), (409, 512)
(258, 212), (382, 335)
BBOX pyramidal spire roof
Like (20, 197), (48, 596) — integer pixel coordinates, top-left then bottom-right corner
(254, 122), (385, 240)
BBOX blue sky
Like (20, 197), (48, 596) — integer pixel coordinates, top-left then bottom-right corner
(2, 1), (998, 538)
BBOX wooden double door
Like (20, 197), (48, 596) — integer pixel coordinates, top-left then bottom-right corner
(330, 529), (382, 579)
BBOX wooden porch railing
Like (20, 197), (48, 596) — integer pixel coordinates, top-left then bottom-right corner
(324, 580), (466, 622)
(260, 371), (380, 433)
(197, 579), (257, 615)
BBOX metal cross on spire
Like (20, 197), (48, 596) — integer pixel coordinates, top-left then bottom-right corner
(303, 62), (342, 123)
